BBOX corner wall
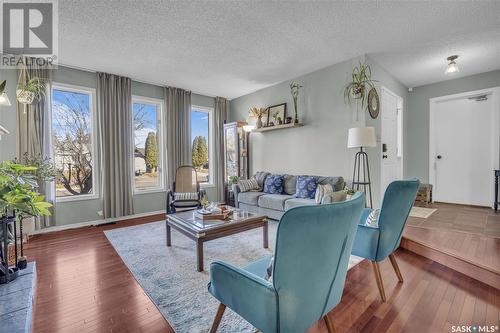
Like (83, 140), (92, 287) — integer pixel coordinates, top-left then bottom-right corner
(229, 56), (408, 207)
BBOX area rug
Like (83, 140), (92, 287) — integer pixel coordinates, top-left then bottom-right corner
(105, 220), (363, 333)
(409, 206), (437, 219)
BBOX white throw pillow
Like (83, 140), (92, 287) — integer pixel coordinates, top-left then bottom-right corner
(314, 183), (334, 204)
(238, 178), (260, 192)
(364, 209), (380, 228)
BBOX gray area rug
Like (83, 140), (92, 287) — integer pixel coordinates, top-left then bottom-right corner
(105, 220), (363, 333)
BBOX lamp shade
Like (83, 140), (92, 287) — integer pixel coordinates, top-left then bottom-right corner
(0, 92), (11, 106)
(347, 127), (376, 148)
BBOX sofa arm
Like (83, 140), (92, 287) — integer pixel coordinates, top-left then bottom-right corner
(232, 184), (241, 208)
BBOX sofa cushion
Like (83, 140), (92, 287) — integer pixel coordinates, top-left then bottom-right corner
(283, 174), (297, 195)
(238, 191), (265, 206)
(258, 194), (294, 211)
(263, 175), (284, 194)
(253, 171), (270, 189)
(318, 176), (345, 191)
(295, 176), (318, 199)
(284, 198), (318, 211)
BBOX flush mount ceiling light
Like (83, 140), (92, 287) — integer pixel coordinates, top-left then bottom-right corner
(445, 55), (460, 75)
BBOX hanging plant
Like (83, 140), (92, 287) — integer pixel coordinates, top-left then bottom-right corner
(344, 62), (377, 109)
(0, 80), (6, 95)
(16, 76), (46, 105)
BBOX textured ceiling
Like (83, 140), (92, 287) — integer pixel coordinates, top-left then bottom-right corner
(58, 1), (500, 99)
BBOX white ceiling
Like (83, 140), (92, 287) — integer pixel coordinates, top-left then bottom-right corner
(58, 1), (500, 99)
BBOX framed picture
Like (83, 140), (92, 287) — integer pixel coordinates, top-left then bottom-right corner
(268, 103), (286, 125)
(261, 108), (270, 127)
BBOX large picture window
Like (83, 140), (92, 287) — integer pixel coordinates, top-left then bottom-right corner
(132, 97), (163, 191)
(191, 106), (213, 185)
(51, 84), (97, 200)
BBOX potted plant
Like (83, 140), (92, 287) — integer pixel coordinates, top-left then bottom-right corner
(344, 62), (377, 111)
(228, 176), (240, 185)
(16, 76), (46, 105)
(248, 107), (267, 129)
(1, 162), (52, 271)
(290, 81), (303, 124)
(13, 154), (55, 238)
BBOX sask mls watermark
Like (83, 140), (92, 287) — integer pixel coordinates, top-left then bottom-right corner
(0, 0), (58, 68)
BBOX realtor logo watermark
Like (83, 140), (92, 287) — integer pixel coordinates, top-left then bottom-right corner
(451, 325), (499, 332)
(0, 0), (58, 68)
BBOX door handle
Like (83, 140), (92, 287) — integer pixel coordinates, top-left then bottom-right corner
(382, 155), (388, 159)
(437, 155), (442, 159)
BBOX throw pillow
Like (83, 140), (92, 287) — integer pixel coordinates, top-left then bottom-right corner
(174, 192), (198, 200)
(321, 190), (347, 204)
(237, 178), (260, 192)
(295, 176), (318, 199)
(265, 256), (274, 281)
(263, 175), (284, 194)
(253, 171), (270, 188)
(364, 209), (380, 228)
(315, 183), (334, 204)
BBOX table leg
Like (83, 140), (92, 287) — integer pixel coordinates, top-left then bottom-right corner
(166, 222), (171, 246)
(495, 174), (499, 212)
(263, 220), (268, 248)
(197, 239), (204, 272)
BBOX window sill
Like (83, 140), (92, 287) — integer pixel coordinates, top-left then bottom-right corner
(56, 194), (99, 203)
(133, 188), (166, 195)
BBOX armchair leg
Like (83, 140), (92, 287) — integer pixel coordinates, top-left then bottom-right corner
(371, 261), (386, 302)
(209, 303), (226, 333)
(323, 314), (337, 333)
(389, 253), (404, 282)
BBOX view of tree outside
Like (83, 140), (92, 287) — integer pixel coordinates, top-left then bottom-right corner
(191, 109), (210, 183)
(133, 101), (160, 189)
(52, 88), (94, 197)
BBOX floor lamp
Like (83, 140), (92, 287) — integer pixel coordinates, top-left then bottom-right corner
(348, 127), (376, 208)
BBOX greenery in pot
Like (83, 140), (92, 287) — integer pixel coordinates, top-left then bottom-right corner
(0, 161), (52, 218)
(228, 176), (240, 185)
(16, 76), (46, 105)
(344, 62), (377, 109)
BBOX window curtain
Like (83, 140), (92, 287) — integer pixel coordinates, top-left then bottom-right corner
(96, 72), (134, 218)
(16, 59), (54, 229)
(214, 97), (228, 201)
(165, 87), (191, 190)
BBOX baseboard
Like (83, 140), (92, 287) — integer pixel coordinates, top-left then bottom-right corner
(400, 237), (500, 288)
(30, 210), (165, 235)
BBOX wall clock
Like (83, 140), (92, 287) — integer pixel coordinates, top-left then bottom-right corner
(367, 88), (380, 119)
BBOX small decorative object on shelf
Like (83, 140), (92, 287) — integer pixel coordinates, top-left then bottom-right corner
(289, 82), (303, 124)
(248, 107), (267, 129)
(285, 116), (292, 124)
(269, 103), (286, 126)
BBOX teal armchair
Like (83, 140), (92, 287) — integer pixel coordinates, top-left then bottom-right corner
(351, 179), (419, 302)
(207, 192), (365, 333)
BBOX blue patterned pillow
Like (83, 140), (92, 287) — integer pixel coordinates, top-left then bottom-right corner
(263, 175), (284, 194)
(295, 176), (318, 199)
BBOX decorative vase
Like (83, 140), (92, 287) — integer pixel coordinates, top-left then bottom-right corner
(16, 89), (35, 105)
(293, 96), (299, 124)
(256, 117), (263, 129)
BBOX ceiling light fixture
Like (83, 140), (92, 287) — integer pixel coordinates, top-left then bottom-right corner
(445, 55), (460, 75)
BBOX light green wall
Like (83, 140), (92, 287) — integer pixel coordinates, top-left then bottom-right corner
(0, 65), (216, 226)
(406, 70), (500, 182)
(229, 56), (408, 207)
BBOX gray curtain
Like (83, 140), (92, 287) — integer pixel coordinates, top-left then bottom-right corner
(96, 72), (134, 218)
(16, 60), (54, 229)
(214, 97), (228, 201)
(165, 87), (191, 190)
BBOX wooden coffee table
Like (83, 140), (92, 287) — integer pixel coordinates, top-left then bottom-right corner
(165, 210), (268, 272)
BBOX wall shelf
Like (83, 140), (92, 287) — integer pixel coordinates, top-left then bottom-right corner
(252, 123), (304, 133)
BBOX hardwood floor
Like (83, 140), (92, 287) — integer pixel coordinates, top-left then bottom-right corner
(25, 216), (500, 333)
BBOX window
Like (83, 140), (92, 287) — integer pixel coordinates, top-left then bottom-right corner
(51, 84), (97, 200)
(191, 106), (213, 185)
(132, 97), (163, 192)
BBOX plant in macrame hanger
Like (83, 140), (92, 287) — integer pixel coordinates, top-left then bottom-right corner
(16, 66), (46, 109)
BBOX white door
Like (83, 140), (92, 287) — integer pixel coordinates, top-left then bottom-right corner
(381, 88), (403, 196)
(432, 95), (494, 206)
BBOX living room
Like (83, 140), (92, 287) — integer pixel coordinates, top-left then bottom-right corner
(0, 1), (499, 332)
